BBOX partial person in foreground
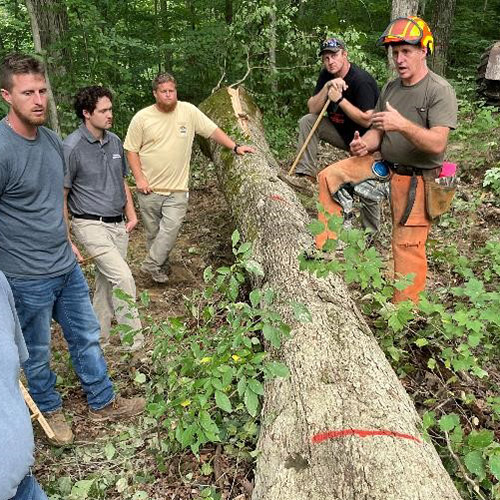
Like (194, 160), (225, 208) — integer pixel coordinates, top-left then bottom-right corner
(0, 271), (48, 500)
(315, 17), (457, 302)
(64, 86), (143, 350)
(124, 73), (254, 284)
(284, 37), (381, 233)
(0, 53), (145, 446)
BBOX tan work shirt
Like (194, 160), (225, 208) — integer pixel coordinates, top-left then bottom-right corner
(124, 102), (217, 192)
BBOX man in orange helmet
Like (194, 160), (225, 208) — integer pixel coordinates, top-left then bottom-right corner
(316, 17), (457, 303)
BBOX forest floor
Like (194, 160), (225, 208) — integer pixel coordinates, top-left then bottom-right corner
(34, 124), (500, 499)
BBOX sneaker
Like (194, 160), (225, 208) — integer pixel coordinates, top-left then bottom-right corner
(88, 396), (146, 422)
(43, 409), (74, 446)
(140, 264), (168, 284)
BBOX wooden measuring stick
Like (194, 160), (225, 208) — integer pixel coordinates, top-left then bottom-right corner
(79, 249), (110, 266)
(288, 98), (331, 176)
(130, 186), (175, 194)
(19, 381), (55, 440)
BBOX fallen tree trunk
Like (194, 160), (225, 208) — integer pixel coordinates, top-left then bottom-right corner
(200, 88), (462, 500)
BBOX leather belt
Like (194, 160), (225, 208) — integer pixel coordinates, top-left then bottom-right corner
(73, 213), (123, 223)
(388, 162), (423, 176)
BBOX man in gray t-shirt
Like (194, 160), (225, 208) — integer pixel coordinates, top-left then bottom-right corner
(0, 53), (145, 446)
(64, 86), (143, 349)
(0, 271), (47, 500)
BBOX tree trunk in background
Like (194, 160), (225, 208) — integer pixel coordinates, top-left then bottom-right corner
(160, 0), (171, 72)
(187, 0), (196, 30)
(268, 0), (278, 94)
(200, 87), (463, 500)
(391, 0), (420, 18)
(429, 0), (456, 76)
(25, 0), (68, 135)
(225, 0), (233, 25)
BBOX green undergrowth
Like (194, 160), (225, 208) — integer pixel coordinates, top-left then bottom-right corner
(41, 231), (295, 500)
(146, 230), (292, 458)
(450, 81), (500, 186)
(303, 210), (500, 499)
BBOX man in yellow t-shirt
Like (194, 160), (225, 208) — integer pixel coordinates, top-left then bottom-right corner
(124, 73), (253, 283)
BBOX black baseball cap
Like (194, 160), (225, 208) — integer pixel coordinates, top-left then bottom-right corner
(319, 38), (346, 56)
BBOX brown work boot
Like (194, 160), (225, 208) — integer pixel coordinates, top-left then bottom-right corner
(44, 409), (74, 446)
(88, 396), (146, 422)
(140, 264), (169, 284)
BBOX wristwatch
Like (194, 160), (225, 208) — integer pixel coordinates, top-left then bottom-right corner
(335, 96), (344, 105)
(233, 144), (241, 154)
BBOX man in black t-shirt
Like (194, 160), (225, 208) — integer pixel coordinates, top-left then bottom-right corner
(291, 38), (381, 233)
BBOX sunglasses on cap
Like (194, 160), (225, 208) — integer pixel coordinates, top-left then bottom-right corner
(319, 38), (346, 56)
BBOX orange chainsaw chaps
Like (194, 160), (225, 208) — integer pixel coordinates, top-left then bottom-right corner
(390, 173), (431, 303)
(315, 155), (375, 249)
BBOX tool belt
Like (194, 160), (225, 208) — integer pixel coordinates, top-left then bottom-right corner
(389, 163), (424, 177)
(73, 213), (124, 223)
(388, 162), (456, 223)
(424, 176), (457, 220)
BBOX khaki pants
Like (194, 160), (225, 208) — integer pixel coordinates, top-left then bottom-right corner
(296, 114), (348, 177)
(137, 191), (189, 272)
(316, 155), (381, 247)
(316, 156), (430, 303)
(72, 219), (143, 344)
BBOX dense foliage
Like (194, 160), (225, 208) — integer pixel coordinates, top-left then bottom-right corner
(0, 0), (499, 138)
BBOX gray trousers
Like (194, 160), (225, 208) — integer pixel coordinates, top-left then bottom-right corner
(138, 191), (189, 272)
(72, 219), (143, 345)
(296, 113), (381, 233)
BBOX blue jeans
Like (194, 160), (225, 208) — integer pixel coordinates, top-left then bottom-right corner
(8, 264), (114, 412)
(10, 473), (48, 500)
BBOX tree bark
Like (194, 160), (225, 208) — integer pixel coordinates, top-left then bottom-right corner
(24, 0), (64, 134)
(429, 0), (456, 76)
(391, 0), (420, 18)
(225, 0), (233, 25)
(199, 87), (462, 500)
(268, 0), (278, 94)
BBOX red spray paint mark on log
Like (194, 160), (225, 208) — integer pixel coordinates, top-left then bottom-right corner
(312, 428), (422, 445)
(269, 194), (291, 205)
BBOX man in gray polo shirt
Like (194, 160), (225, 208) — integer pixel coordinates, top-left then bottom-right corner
(64, 86), (143, 350)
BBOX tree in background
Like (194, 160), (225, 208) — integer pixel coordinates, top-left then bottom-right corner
(25, 0), (70, 133)
(0, 0), (497, 136)
(429, 0), (456, 75)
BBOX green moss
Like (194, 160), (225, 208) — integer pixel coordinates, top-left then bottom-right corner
(199, 87), (263, 244)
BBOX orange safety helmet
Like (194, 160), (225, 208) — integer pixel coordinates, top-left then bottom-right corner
(378, 16), (434, 54)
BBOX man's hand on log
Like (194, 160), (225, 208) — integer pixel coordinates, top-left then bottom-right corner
(235, 145), (255, 155)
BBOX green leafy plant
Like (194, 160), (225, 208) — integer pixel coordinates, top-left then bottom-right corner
(147, 230), (291, 455)
(423, 411), (500, 500)
(304, 210), (500, 498)
(483, 165), (500, 196)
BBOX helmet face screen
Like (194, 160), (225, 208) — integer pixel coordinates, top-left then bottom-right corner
(379, 17), (423, 45)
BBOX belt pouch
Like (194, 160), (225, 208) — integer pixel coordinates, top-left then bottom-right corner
(423, 167), (457, 219)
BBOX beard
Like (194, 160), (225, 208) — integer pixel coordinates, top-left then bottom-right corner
(12, 104), (46, 127)
(156, 100), (177, 113)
